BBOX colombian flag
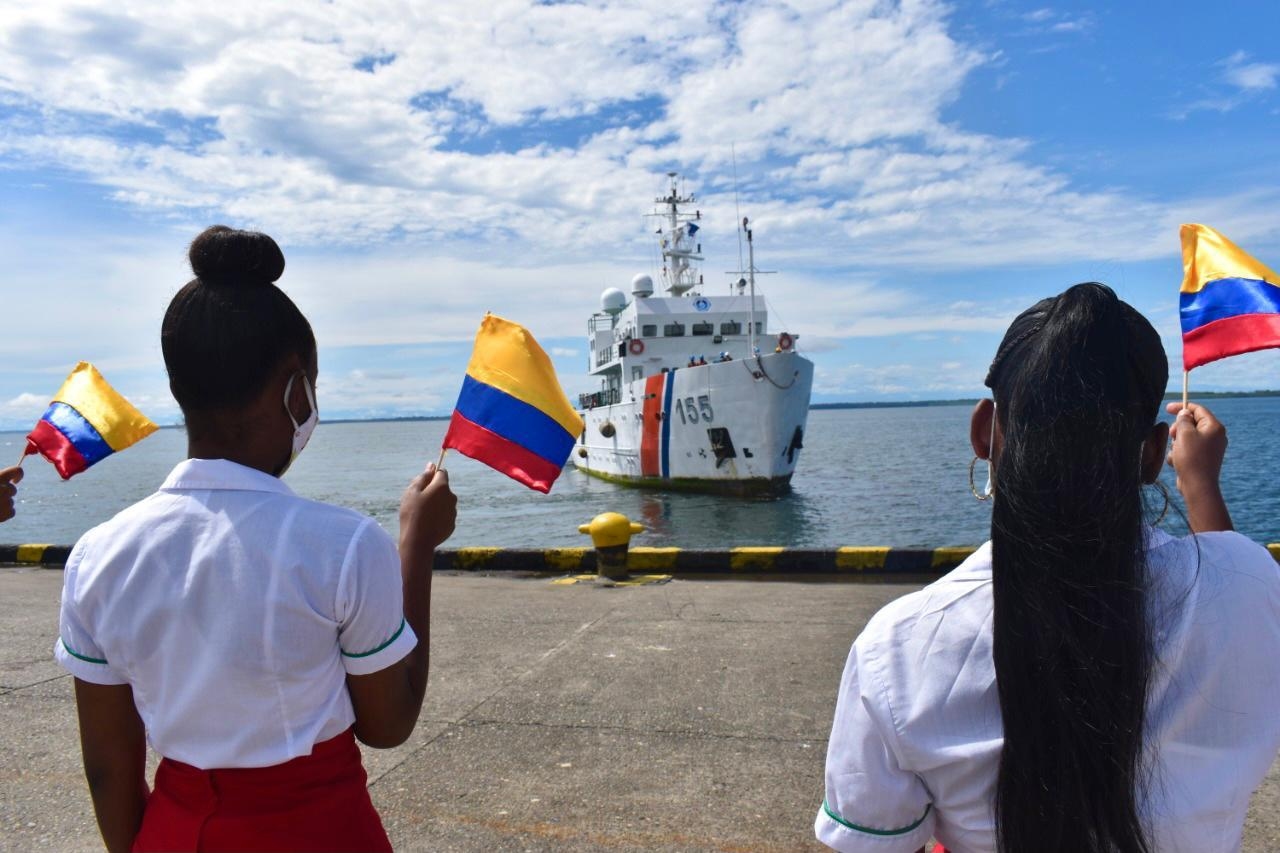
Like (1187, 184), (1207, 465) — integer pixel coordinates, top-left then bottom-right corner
(443, 314), (585, 493)
(1180, 224), (1280, 370)
(25, 363), (158, 479)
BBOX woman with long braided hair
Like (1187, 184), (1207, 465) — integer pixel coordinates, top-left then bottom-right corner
(816, 282), (1279, 853)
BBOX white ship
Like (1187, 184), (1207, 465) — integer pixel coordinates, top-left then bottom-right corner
(572, 173), (814, 494)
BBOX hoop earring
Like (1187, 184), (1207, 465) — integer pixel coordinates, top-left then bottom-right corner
(969, 456), (992, 501)
(1150, 480), (1170, 525)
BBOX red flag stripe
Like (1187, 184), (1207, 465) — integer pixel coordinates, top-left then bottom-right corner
(442, 411), (565, 494)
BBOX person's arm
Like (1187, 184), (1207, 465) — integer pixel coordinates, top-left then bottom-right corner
(73, 679), (149, 853)
(1165, 402), (1232, 533)
(346, 465), (456, 748)
(0, 465), (23, 522)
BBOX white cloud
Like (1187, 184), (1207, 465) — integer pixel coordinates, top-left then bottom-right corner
(5, 393), (44, 408)
(0, 0), (1251, 273)
(1, 1), (1279, 412)
(1223, 51), (1279, 92)
(1171, 51), (1280, 117)
(815, 359), (981, 398)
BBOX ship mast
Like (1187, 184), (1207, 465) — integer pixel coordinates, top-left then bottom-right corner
(656, 171), (703, 296)
(746, 219), (756, 355)
(730, 216), (775, 355)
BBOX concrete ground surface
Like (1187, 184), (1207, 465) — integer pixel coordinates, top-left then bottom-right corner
(1, 567), (1277, 853)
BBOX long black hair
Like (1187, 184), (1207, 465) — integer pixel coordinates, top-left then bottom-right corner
(161, 226), (315, 434)
(985, 283), (1167, 853)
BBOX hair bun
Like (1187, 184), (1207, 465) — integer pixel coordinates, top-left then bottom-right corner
(189, 225), (285, 287)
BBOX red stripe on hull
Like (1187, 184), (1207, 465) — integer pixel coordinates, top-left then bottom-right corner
(1183, 312), (1280, 370)
(639, 374), (665, 477)
(443, 411), (565, 493)
(26, 419), (88, 480)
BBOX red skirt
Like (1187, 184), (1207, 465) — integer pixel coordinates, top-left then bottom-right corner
(132, 728), (391, 852)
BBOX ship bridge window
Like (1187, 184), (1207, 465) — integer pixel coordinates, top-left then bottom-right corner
(663, 322), (685, 337)
(720, 320), (742, 335)
(754, 321), (763, 334)
(692, 322), (714, 336)
(631, 367), (644, 381)
(642, 324), (657, 337)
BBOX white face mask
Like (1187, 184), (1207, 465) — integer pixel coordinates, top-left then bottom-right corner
(280, 372), (318, 476)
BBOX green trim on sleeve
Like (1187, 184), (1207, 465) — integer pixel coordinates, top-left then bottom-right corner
(822, 799), (932, 837)
(341, 619), (407, 659)
(61, 637), (109, 666)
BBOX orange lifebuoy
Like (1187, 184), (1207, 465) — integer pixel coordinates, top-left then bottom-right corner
(778, 332), (794, 351)
(629, 338), (645, 355)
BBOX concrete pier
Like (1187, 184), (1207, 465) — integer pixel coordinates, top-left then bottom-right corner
(2, 567), (1276, 852)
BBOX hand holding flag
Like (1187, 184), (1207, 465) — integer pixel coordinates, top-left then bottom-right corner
(0, 466), (21, 522)
(442, 314), (585, 493)
(23, 362), (158, 479)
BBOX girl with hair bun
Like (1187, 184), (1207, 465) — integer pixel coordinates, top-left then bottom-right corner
(817, 283), (1280, 853)
(56, 226), (456, 852)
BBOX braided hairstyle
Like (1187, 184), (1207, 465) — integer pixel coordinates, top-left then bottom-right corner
(985, 282), (1167, 853)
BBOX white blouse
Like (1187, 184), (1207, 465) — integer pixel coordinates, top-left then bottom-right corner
(55, 458), (417, 769)
(817, 530), (1280, 853)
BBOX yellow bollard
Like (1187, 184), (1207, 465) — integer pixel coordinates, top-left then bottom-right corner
(578, 512), (645, 582)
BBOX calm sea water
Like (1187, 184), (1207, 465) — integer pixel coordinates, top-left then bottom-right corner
(4, 398), (1278, 549)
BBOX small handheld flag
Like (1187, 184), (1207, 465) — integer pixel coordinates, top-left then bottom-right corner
(442, 314), (585, 493)
(1179, 224), (1280, 371)
(24, 362), (158, 479)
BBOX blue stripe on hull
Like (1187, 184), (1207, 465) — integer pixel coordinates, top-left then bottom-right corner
(660, 372), (673, 479)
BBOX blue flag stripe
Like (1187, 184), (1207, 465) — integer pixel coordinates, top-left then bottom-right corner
(42, 402), (114, 465)
(454, 375), (576, 467)
(1180, 276), (1280, 333)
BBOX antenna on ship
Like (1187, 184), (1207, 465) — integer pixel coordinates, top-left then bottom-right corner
(732, 145), (745, 283)
(727, 216), (775, 356)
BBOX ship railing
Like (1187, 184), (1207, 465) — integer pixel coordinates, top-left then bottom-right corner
(578, 388), (621, 410)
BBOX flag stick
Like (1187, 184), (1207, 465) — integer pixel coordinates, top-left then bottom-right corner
(14, 446), (28, 468)
(1182, 370), (1189, 410)
(435, 446), (448, 472)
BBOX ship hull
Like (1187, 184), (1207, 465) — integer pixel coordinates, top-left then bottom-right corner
(572, 351), (813, 494)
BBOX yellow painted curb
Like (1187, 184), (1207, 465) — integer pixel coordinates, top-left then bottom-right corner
(552, 573), (672, 587)
(628, 547), (681, 571)
(835, 546), (891, 571)
(730, 546), (785, 571)
(451, 547), (502, 570)
(543, 548), (590, 570)
(16, 544), (51, 564)
(931, 547), (977, 568)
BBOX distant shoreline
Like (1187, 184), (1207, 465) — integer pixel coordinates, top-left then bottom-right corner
(810, 389), (1280, 411)
(3, 390), (1276, 434)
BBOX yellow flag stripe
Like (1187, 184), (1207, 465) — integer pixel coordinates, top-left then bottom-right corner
(464, 314), (584, 437)
(51, 363), (158, 452)
(1180, 223), (1280, 294)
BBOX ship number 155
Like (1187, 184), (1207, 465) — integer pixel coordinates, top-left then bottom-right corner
(674, 395), (714, 424)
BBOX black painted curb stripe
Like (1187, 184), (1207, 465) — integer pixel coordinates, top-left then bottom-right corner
(9, 544), (1280, 572)
(0, 545), (73, 566)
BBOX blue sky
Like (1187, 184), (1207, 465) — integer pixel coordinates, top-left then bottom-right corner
(1, 0), (1278, 428)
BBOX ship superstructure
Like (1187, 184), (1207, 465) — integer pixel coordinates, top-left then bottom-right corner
(572, 173), (813, 492)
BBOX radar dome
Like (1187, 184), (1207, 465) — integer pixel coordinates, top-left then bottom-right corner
(600, 287), (627, 315)
(631, 274), (654, 297)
